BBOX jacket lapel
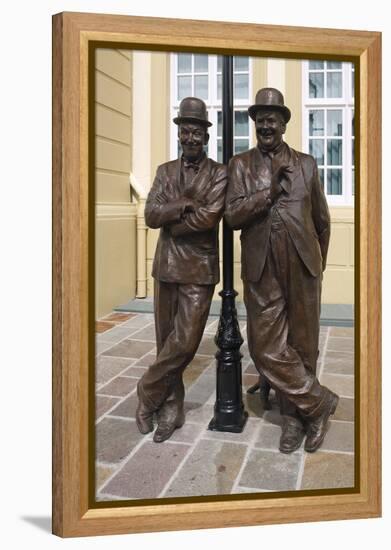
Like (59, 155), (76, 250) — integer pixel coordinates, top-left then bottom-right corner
(285, 148), (305, 198)
(249, 148), (264, 193)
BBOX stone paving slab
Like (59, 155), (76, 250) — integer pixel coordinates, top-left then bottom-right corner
(97, 326), (141, 344)
(120, 314), (154, 328)
(183, 355), (214, 388)
(128, 324), (157, 342)
(301, 451), (355, 489)
(330, 327), (354, 338)
(96, 320), (116, 333)
(103, 441), (190, 499)
(96, 395), (121, 419)
(96, 417), (144, 464)
(185, 365), (216, 404)
(254, 423), (291, 451)
(184, 402), (214, 424)
(163, 439), (247, 497)
(94, 312), (355, 500)
(107, 393), (138, 419)
(323, 351), (355, 375)
(320, 373), (354, 398)
(239, 449), (302, 491)
(321, 420), (355, 453)
(333, 397), (354, 422)
(98, 376), (138, 398)
(96, 464), (116, 487)
(96, 356), (134, 386)
(103, 312), (136, 323)
(102, 339), (155, 359)
(164, 422), (204, 444)
(132, 352), (156, 367)
(327, 337), (354, 353)
(121, 365), (148, 378)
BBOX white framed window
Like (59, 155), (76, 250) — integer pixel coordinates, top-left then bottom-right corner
(302, 61), (355, 206)
(170, 53), (253, 162)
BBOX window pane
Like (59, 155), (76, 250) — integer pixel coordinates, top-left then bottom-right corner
(234, 139), (249, 154)
(234, 56), (249, 71)
(194, 54), (208, 73)
(194, 75), (208, 99)
(234, 74), (249, 99)
(217, 55), (222, 72)
(327, 61), (342, 69)
(217, 139), (222, 163)
(352, 138), (355, 165)
(327, 72), (342, 97)
(309, 60), (324, 70)
(309, 139), (324, 165)
(351, 65), (355, 98)
(178, 76), (192, 100)
(235, 111), (249, 136)
(309, 110), (324, 136)
(217, 111), (222, 137)
(327, 139), (343, 165)
(327, 110), (343, 136)
(217, 74), (222, 100)
(309, 72), (324, 98)
(327, 169), (342, 195)
(178, 54), (192, 73)
(352, 112), (355, 137)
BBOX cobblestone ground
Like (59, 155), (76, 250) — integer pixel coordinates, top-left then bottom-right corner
(95, 312), (355, 501)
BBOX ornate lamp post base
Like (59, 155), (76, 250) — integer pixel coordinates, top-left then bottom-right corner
(208, 289), (248, 433)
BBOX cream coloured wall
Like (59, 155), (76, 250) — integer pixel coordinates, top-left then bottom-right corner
(95, 49), (136, 318)
(323, 208), (354, 304)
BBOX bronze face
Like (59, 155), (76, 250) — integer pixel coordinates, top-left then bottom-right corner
(178, 122), (209, 162)
(255, 110), (286, 152)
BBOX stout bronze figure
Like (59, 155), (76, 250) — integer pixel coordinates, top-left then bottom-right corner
(225, 88), (339, 453)
(136, 97), (227, 443)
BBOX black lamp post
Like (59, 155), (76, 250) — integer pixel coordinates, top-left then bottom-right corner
(208, 56), (248, 433)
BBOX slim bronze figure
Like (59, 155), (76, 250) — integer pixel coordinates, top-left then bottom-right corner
(136, 97), (227, 443)
(225, 88), (339, 453)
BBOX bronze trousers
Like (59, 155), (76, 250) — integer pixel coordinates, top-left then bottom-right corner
(244, 215), (329, 418)
(138, 280), (215, 413)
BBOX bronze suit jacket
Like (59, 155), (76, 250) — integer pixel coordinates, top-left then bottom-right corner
(145, 156), (227, 285)
(225, 145), (330, 282)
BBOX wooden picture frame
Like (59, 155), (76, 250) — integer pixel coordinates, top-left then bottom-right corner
(52, 11), (381, 537)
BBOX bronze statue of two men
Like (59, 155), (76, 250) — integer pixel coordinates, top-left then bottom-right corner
(136, 89), (339, 454)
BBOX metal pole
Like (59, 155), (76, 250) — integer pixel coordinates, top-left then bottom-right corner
(208, 56), (248, 433)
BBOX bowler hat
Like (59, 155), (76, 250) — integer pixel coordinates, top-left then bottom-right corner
(173, 97), (212, 127)
(248, 88), (291, 123)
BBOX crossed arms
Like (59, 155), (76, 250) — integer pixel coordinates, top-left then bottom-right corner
(144, 164), (227, 237)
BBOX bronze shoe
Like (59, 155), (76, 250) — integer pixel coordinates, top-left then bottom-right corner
(279, 417), (305, 454)
(135, 382), (154, 434)
(304, 392), (339, 453)
(153, 409), (185, 443)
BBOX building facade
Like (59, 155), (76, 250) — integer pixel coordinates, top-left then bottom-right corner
(95, 50), (354, 317)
